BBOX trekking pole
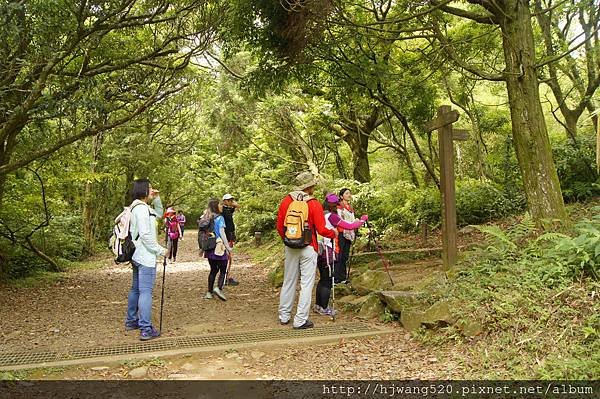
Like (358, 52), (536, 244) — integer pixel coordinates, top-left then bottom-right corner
(224, 251), (232, 287)
(346, 243), (355, 282)
(366, 221), (395, 286)
(159, 257), (167, 333)
(331, 239), (336, 322)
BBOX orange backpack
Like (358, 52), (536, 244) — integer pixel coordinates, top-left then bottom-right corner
(283, 196), (313, 248)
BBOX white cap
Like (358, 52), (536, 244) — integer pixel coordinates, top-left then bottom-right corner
(222, 193), (234, 200)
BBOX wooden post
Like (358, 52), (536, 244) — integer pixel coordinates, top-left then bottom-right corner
(425, 105), (469, 270)
(254, 231), (262, 247)
(421, 222), (428, 245)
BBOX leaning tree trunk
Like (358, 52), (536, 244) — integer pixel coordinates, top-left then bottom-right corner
(353, 136), (371, 183)
(343, 131), (371, 182)
(499, 0), (568, 225)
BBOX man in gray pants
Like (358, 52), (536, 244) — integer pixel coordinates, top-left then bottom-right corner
(276, 172), (338, 329)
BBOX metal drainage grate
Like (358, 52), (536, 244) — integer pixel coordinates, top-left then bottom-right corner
(0, 323), (379, 368)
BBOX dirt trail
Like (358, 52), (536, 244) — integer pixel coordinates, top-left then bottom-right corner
(0, 232), (465, 379)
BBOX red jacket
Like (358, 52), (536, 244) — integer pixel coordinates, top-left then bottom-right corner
(277, 193), (336, 252)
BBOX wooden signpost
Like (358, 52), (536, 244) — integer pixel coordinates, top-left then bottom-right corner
(425, 105), (469, 270)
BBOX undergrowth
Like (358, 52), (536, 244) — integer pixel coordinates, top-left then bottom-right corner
(422, 211), (600, 379)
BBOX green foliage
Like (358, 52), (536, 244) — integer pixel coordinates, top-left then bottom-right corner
(456, 180), (526, 225)
(537, 214), (600, 282)
(425, 212), (600, 378)
(552, 134), (600, 202)
(347, 179), (524, 234)
(380, 308), (399, 323)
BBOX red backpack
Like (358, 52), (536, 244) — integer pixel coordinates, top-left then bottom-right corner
(167, 218), (180, 240)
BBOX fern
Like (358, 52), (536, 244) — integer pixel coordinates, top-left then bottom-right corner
(472, 225), (518, 252)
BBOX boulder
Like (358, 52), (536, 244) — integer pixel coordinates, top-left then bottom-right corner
(333, 283), (353, 297)
(377, 291), (422, 314)
(336, 295), (359, 309)
(413, 271), (448, 292)
(345, 295), (370, 312)
(456, 319), (483, 337)
(421, 301), (454, 325)
(391, 279), (418, 291)
(357, 295), (385, 320)
(400, 308), (424, 331)
(352, 270), (394, 295)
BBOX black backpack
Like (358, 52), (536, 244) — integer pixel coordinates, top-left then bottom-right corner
(198, 215), (217, 251)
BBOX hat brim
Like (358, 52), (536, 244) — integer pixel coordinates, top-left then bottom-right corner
(296, 180), (318, 191)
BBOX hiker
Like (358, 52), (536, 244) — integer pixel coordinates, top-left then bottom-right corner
(201, 198), (233, 301)
(164, 208), (182, 263)
(176, 210), (186, 238)
(336, 188), (367, 284)
(315, 193), (367, 316)
(125, 178), (167, 341)
(276, 172), (338, 329)
(222, 193), (240, 286)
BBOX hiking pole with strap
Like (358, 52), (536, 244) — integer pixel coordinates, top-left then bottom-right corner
(159, 257), (167, 333)
(366, 221), (395, 286)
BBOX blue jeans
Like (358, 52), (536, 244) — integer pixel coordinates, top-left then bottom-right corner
(126, 261), (156, 332)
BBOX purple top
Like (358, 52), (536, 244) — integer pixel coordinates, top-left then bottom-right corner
(328, 212), (363, 229)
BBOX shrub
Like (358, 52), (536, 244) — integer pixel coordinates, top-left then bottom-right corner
(553, 134), (600, 202)
(456, 179), (526, 225)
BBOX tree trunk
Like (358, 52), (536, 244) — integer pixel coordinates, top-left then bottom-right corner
(597, 115), (600, 174)
(124, 170), (135, 206)
(25, 237), (61, 272)
(83, 133), (104, 256)
(352, 137), (371, 182)
(0, 172), (6, 212)
(500, 0), (567, 224)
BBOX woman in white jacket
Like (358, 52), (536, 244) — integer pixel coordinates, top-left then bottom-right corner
(125, 178), (167, 341)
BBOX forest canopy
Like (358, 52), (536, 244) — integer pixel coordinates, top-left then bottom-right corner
(1, 0), (599, 277)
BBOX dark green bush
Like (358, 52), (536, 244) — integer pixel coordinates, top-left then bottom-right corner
(456, 179), (526, 225)
(553, 134), (600, 202)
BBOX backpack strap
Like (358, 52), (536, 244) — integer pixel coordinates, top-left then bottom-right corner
(129, 202), (153, 241)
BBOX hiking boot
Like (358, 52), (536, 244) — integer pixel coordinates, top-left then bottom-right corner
(313, 305), (327, 315)
(125, 321), (139, 331)
(225, 277), (239, 286)
(293, 320), (314, 330)
(213, 287), (227, 301)
(139, 327), (160, 341)
(204, 291), (213, 299)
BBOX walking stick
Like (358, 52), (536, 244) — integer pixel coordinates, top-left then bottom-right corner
(159, 257), (167, 333)
(346, 243), (355, 282)
(366, 221), (395, 286)
(224, 251), (232, 287)
(331, 239), (336, 322)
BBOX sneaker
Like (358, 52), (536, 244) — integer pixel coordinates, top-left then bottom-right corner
(323, 307), (337, 317)
(293, 320), (314, 330)
(213, 287), (227, 301)
(139, 327), (160, 341)
(313, 305), (327, 315)
(204, 292), (213, 299)
(225, 277), (239, 286)
(125, 321), (139, 331)
(280, 319), (290, 325)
